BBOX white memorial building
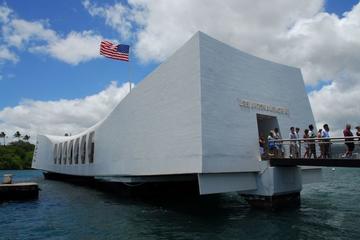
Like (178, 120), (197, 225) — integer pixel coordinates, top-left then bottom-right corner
(32, 32), (320, 205)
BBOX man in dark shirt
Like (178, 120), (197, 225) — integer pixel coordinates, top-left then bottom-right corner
(343, 124), (355, 158)
(308, 124), (317, 159)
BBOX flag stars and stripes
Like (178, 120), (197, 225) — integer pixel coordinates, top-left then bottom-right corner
(100, 40), (130, 61)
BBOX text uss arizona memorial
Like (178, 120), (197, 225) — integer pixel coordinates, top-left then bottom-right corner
(237, 99), (289, 115)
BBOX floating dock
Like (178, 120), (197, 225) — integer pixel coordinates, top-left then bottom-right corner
(0, 174), (39, 201)
(0, 182), (39, 200)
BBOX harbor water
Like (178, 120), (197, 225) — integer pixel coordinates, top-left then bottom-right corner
(1, 168), (360, 240)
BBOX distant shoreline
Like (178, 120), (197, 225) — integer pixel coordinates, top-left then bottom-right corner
(0, 168), (35, 170)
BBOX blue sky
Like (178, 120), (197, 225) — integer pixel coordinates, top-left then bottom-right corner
(0, 0), (360, 138)
(325, 0), (359, 15)
(0, 0), (356, 109)
(0, 0), (157, 109)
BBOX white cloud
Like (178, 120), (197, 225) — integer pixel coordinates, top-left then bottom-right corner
(275, 5), (360, 85)
(0, 4), (103, 65)
(83, 0), (360, 134)
(30, 31), (102, 65)
(83, 0), (324, 63)
(3, 19), (58, 48)
(0, 82), (132, 143)
(0, 1), (359, 139)
(0, 45), (18, 63)
(309, 73), (360, 136)
(0, 4), (12, 23)
(82, 0), (138, 40)
(82, 0), (360, 84)
(135, 0), (325, 63)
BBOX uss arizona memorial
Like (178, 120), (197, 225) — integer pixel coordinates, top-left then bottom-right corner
(32, 32), (321, 204)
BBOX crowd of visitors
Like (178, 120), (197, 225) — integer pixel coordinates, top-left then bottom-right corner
(260, 123), (360, 159)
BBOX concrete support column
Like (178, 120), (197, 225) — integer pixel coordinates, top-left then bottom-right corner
(241, 165), (302, 208)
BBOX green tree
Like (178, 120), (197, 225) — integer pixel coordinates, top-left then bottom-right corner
(23, 134), (30, 141)
(0, 140), (35, 169)
(0, 132), (5, 146)
(14, 131), (21, 140)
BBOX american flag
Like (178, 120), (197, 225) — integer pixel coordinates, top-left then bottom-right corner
(100, 40), (129, 61)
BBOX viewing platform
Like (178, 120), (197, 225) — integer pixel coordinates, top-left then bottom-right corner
(263, 136), (360, 168)
(270, 158), (360, 168)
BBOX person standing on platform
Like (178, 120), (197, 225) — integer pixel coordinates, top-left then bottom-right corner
(295, 127), (301, 158)
(274, 128), (284, 157)
(356, 126), (360, 137)
(308, 124), (317, 159)
(343, 124), (355, 158)
(322, 124), (331, 158)
(317, 129), (324, 159)
(303, 129), (310, 158)
(356, 126), (360, 136)
(289, 127), (297, 158)
(356, 126), (360, 149)
(355, 126), (360, 137)
(268, 130), (277, 157)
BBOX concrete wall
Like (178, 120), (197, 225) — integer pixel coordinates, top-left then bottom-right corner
(32, 135), (53, 171)
(93, 33), (203, 176)
(199, 32), (315, 173)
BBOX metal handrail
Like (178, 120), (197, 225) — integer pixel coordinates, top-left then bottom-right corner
(271, 136), (360, 143)
(262, 135), (360, 160)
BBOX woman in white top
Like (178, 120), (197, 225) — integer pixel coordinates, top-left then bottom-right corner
(289, 127), (297, 158)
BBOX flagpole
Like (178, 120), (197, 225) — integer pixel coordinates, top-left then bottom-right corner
(128, 46), (133, 93)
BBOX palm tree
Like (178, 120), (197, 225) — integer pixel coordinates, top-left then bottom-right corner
(0, 132), (5, 146)
(14, 131), (21, 141)
(23, 135), (30, 142)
